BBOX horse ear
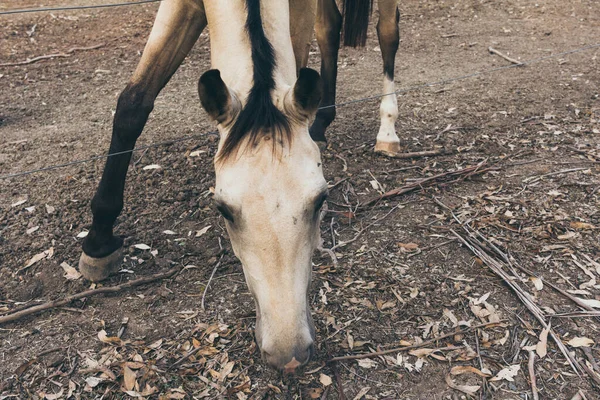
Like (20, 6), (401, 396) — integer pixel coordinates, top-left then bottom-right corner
(198, 69), (237, 124)
(292, 68), (322, 118)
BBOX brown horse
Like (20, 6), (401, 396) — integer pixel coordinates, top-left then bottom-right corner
(78, 0), (400, 372)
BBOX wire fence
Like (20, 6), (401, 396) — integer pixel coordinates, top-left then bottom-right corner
(1, 42), (599, 180)
(0, 0), (161, 15)
(0, 0), (599, 180)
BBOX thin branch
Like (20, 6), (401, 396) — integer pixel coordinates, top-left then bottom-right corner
(523, 167), (588, 183)
(528, 351), (539, 400)
(201, 254), (225, 310)
(488, 47), (524, 66)
(329, 321), (505, 362)
(362, 161), (492, 207)
(376, 148), (449, 159)
(450, 228), (583, 376)
(0, 265), (181, 325)
(0, 44), (105, 67)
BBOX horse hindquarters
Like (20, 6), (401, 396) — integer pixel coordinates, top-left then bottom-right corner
(80, 0), (207, 281)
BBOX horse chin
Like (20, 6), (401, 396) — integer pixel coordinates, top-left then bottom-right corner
(254, 305), (316, 372)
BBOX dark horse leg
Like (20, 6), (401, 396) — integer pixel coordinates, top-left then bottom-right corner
(374, 0), (401, 154)
(79, 0), (207, 281)
(309, 0), (342, 144)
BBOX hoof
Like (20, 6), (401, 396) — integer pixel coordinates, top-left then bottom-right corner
(375, 140), (401, 155)
(79, 247), (123, 282)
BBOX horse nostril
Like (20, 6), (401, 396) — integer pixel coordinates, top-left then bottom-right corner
(297, 342), (314, 364)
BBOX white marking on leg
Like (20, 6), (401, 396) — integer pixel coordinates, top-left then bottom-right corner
(375, 76), (400, 153)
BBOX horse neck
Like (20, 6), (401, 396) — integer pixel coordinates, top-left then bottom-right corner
(205, 0), (297, 102)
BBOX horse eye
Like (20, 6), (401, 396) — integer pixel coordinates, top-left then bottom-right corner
(216, 204), (234, 223)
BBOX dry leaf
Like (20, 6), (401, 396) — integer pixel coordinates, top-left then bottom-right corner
(61, 262), (81, 280)
(398, 242), (419, 251)
(567, 289), (591, 296)
(490, 365), (520, 382)
(578, 298), (600, 309)
(77, 230), (89, 238)
(24, 247), (54, 269)
(85, 376), (104, 388)
(570, 221), (595, 230)
(530, 276), (543, 291)
(123, 365), (137, 391)
(352, 387), (371, 400)
(567, 337), (594, 348)
(357, 358), (377, 368)
(26, 226), (39, 235)
(443, 309), (458, 327)
(445, 374), (480, 395)
(42, 389), (64, 400)
(218, 361), (235, 382)
(319, 373), (332, 387)
(143, 164), (161, 170)
(134, 243), (151, 250)
(536, 325), (550, 358)
(558, 231), (577, 240)
(46, 204), (55, 214)
(195, 225), (212, 237)
(409, 348), (435, 358)
(98, 330), (123, 345)
(189, 150), (206, 157)
(450, 365), (491, 378)
(163, 230), (177, 235)
(11, 198), (27, 207)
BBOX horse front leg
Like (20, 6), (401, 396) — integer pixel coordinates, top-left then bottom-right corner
(79, 0), (207, 281)
(309, 0), (342, 144)
(374, 0), (401, 155)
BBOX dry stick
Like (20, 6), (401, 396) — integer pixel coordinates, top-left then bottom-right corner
(528, 351), (540, 400)
(376, 148), (449, 159)
(567, 146), (600, 160)
(201, 254), (225, 310)
(331, 361), (347, 400)
(450, 229), (583, 376)
(582, 347), (600, 374)
(473, 231), (597, 314)
(329, 320), (504, 362)
(362, 161), (490, 207)
(523, 167), (588, 183)
(488, 47), (524, 66)
(0, 265), (181, 325)
(0, 44), (105, 67)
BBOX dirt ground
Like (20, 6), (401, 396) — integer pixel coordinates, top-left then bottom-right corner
(1, 0), (599, 398)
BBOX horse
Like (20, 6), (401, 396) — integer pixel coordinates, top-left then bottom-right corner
(77, 0), (400, 372)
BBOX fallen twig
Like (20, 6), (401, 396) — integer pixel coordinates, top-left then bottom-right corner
(376, 148), (449, 159)
(201, 253), (225, 310)
(0, 265), (181, 325)
(567, 146), (600, 160)
(523, 167), (588, 183)
(329, 320), (504, 361)
(470, 231), (599, 315)
(488, 47), (523, 65)
(363, 161), (491, 207)
(528, 351), (539, 400)
(450, 227), (583, 376)
(331, 362), (347, 400)
(0, 44), (105, 67)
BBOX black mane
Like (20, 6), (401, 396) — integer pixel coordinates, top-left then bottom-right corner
(218, 0), (291, 160)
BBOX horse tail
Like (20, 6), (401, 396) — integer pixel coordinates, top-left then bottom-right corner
(341, 0), (374, 48)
